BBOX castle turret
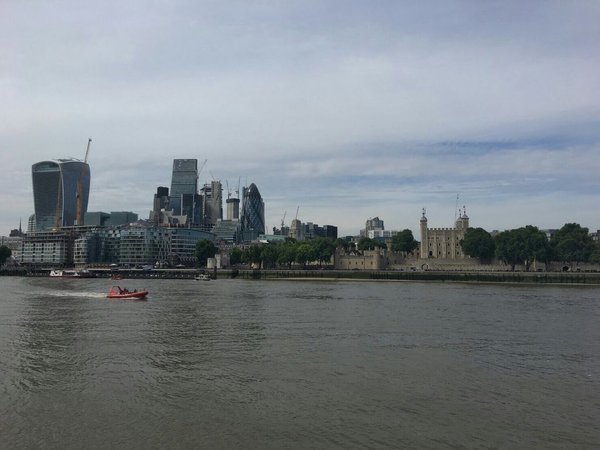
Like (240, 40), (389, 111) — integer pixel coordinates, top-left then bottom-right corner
(420, 208), (428, 259)
(456, 205), (469, 231)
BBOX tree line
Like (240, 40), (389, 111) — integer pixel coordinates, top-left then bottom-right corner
(460, 223), (600, 270)
(194, 223), (599, 271)
(195, 230), (420, 269)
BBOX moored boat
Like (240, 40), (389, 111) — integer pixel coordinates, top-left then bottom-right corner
(194, 274), (211, 281)
(50, 269), (96, 278)
(107, 286), (148, 299)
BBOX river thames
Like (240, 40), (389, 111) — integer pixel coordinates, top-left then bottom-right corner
(1, 277), (598, 449)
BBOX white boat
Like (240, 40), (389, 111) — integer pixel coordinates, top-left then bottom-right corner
(50, 269), (79, 277)
(194, 274), (211, 281)
(49, 269), (96, 278)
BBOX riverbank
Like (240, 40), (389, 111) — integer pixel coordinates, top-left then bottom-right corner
(224, 269), (600, 285)
(3, 267), (600, 285)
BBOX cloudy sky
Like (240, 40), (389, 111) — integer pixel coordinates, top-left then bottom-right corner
(2, 0), (599, 237)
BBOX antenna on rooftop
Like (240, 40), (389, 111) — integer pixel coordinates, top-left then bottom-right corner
(454, 193), (459, 222)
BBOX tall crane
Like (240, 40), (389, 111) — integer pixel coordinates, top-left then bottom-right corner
(225, 180), (231, 199)
(75, 138), (92, 225)
(198, 159), (207, 179)
(84, 138), (92, 164)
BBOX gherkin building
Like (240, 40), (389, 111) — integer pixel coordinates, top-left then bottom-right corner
(241, 183), (265, 240)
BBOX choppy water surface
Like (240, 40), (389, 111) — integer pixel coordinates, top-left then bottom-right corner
(0, 277), (598, 449)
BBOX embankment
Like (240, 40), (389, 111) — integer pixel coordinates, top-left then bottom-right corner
(222, 269), (600, 285)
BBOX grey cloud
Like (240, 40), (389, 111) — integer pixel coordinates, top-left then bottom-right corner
(1, 1), (600, 235)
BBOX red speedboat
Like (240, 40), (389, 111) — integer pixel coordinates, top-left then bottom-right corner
(107, 286), (148, 299)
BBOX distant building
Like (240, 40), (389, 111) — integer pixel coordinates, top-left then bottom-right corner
(367, 229), (399, 240)
(84, 211), (138, 227)
(1, 235), (23, 261)
(84, 212), (110, 227)
(201, 180), (223, 228)
(359, 216), (400, 243)
(169, 159), (201, 226)
(32, 159), (90, 231)
(71, 223), (215, 267)
(27, 214), (36, 234)
(274, 220), (337, 241)
(106, 211), (138, 226)
(212, 219), (241, 245)
(226, 197), (240, 221)
(288, 218), (303, 241)
(241, 183), (265, 241)
(419, 208), (469, 259)
(20, 230), (77, 266)
(9, 219), (24, 237)
(150, 186), (170, 225)
(360, 217), (384, 237)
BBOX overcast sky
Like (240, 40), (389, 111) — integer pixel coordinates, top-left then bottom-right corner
(2, 0), (599, 237)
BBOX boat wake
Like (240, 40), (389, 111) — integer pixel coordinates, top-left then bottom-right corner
(45, 291), (106, 299)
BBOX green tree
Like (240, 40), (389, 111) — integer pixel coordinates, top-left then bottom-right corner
(495, 226), (548, 271)
(295, 242), (316, 268)
(460, 227), (496, 262)
(550, 223), (594, 264)
(0, 245), (11, 265)
(357, 237), (385, 251)
(334, 238), (350, 252)
(522, 225), (550, 270)
(260, 244), (279, 269)
(589, 242), (600, 264)
(495, 229), (522, 271)
(243, 245), (263, 267)
(277, 241), (297, 269)
(229, 247), (243, 266)
(313, 237), (336, 266)
(390, 229), (419, 254)
(195, 239), (217, 266)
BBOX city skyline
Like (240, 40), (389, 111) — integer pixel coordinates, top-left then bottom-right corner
(2, 1), (600, 237)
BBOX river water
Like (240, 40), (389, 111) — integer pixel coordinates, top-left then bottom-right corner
(0, 277), (598, 449)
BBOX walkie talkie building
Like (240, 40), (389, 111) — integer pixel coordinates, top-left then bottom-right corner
(31, 159), (90, 231)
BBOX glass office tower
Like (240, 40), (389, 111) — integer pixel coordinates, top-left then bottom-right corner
(169, 159), (200, 225)
(32, 159), (90, 231)
(241, 183), (265, 240)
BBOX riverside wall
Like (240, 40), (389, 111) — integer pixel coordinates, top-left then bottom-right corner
(221, 269), (600, 285)
(3, 267), (600, 285)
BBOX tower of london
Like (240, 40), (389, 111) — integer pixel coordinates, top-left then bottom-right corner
(419, 208), (470, 260)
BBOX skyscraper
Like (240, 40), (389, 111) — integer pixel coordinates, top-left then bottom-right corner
(201, 180), (223, 227)
(241, 183), (265, 240)
(169, 159), (200, 225)
(31, 159), (90, 231)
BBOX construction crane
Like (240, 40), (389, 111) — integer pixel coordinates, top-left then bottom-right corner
(75, 138), (92, 225)
(225, 180), (232, 199)
(84, 138), (92, 164)
(198, 159), (207, 181)
(295, 206), (300, 221)
(281, 211), (287, 229)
